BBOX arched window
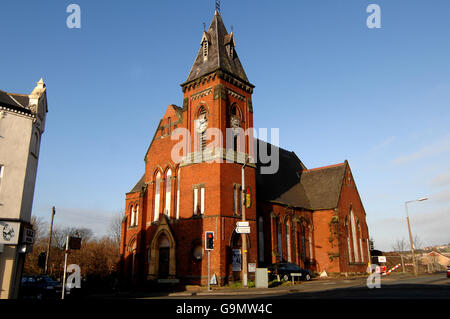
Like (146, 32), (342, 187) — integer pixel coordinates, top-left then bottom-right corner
(130, 206), (135, 227)
(345, 216), (352, 263)
(154, 171), (161, 221)
(229, 104), (242, 152)
(350, 210), (359, 262)
(277, 218), (282, 259)
(176, 169), (180, 219)
(165, 169), (172, 218)
(286, 220), (291, 262)
(135, 205), (139, 226)
(196, 106), (208, 152)
(258, 216), (264, 263)
(358, 221), (364, 262)
(292, 222), (296, 263)
(308, 226), (313, 263)
(295, 222), (302, 262)
(300, 224), (306, 263)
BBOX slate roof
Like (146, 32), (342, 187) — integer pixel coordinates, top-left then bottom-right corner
(129, 174), (145, 193)
(182, 11), (252, 86)
(256, 141), (347, 210)
(0, 89), (31, 114)
(256, 140), (307, 203)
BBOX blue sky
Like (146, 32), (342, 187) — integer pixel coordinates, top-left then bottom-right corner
(1, 0), (449, 251)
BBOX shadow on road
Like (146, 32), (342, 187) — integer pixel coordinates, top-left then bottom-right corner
(262, 282), (450, 299)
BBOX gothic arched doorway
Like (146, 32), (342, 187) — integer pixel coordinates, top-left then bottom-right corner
(229, 230), (251, 281)
(148, 216), (176, 280)
(158, 234), (170, 278)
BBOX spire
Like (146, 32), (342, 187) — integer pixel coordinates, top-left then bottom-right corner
(182, 12), (252, 88)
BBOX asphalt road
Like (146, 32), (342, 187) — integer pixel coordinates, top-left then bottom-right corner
(268, 273), (450, 299)
(150, 272), (450, 299)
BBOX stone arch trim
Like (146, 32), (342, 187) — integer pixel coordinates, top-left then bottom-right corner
(127, 235), (137, 253)
(194, 102), (210, 118)
(163, 164), (175, 176)
(148, 215), (176, 279)
(151, 167), (163, 183)
(229, 229), (251, 248)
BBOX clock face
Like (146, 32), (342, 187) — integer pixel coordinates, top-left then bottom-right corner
(196, 115), (208, 133)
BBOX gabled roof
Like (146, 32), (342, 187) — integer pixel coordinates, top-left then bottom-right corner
(129, 174), (145, 193)
(298, 163), (346, 210)
(255, 140), (307, 204)
(182, 11), (251, 87)
(256, 141), (347, 210)
(0, 89), (31, 114)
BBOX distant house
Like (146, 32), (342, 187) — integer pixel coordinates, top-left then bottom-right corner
(421, 251), (450, 269)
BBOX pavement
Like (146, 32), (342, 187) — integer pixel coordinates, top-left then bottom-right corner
(163, 273), (408, 298)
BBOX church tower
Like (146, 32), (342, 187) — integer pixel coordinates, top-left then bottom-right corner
(121, 10), (258, 286)
(177, 10), (258, 283)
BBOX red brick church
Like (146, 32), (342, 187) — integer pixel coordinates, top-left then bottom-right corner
(119, 11), (370, 286)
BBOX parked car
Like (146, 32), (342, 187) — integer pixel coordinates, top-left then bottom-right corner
(447, 266), (450, 278)
(267, 262), (313, 281)
(20, 275), (62, 299)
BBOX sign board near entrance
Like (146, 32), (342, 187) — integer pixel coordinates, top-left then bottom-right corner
(232, 249), (241, 271)
(378, 256), (386, 263)
(235, 226), (250, 234)
(236, 221), (249, 227)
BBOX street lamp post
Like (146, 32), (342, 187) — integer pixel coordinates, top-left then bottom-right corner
(405, 197), (428, 276)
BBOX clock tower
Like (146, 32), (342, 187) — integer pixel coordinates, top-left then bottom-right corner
(178, 10), (258, 283)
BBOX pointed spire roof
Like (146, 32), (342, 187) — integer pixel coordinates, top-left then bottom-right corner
(182, 12), (253, 87)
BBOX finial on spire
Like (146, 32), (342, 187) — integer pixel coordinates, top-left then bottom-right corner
(215, 0), (220, 13)
(203, 22), (206, 32)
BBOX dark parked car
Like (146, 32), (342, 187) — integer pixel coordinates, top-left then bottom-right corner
(20, 275), (62, 299)
(267, 262), (313, 281)
(447, 266), (450, 278)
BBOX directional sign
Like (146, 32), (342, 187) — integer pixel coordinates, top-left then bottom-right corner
(235, 226), (250, 234)
(236, 221), (249, 227)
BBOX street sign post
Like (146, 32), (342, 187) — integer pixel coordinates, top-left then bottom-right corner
(235, 226), (250, 234)
(236, 221), (249, 227)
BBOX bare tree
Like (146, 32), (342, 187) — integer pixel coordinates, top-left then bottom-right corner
(30, 215), (49, 242)
(108, 211), (123, 247)
(51, 226), (94, 249)
(412, 234), (424, 251)
(392, 238), (408, 253)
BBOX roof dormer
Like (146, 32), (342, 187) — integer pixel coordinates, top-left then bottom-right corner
(200, 32), (211, 61)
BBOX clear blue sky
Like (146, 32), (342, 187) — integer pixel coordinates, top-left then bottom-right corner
(1, 1), (449, 251)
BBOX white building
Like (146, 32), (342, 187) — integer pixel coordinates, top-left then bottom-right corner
(0, 79), (47, 299)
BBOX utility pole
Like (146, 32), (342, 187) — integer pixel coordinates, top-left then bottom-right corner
(405, 197), (428, 276)
(241, 160), (248, 288)
(405, 205), (417, 276)
(44, 206), (56, 274)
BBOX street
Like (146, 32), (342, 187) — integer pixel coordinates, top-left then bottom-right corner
(140, 273), (449, 299)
